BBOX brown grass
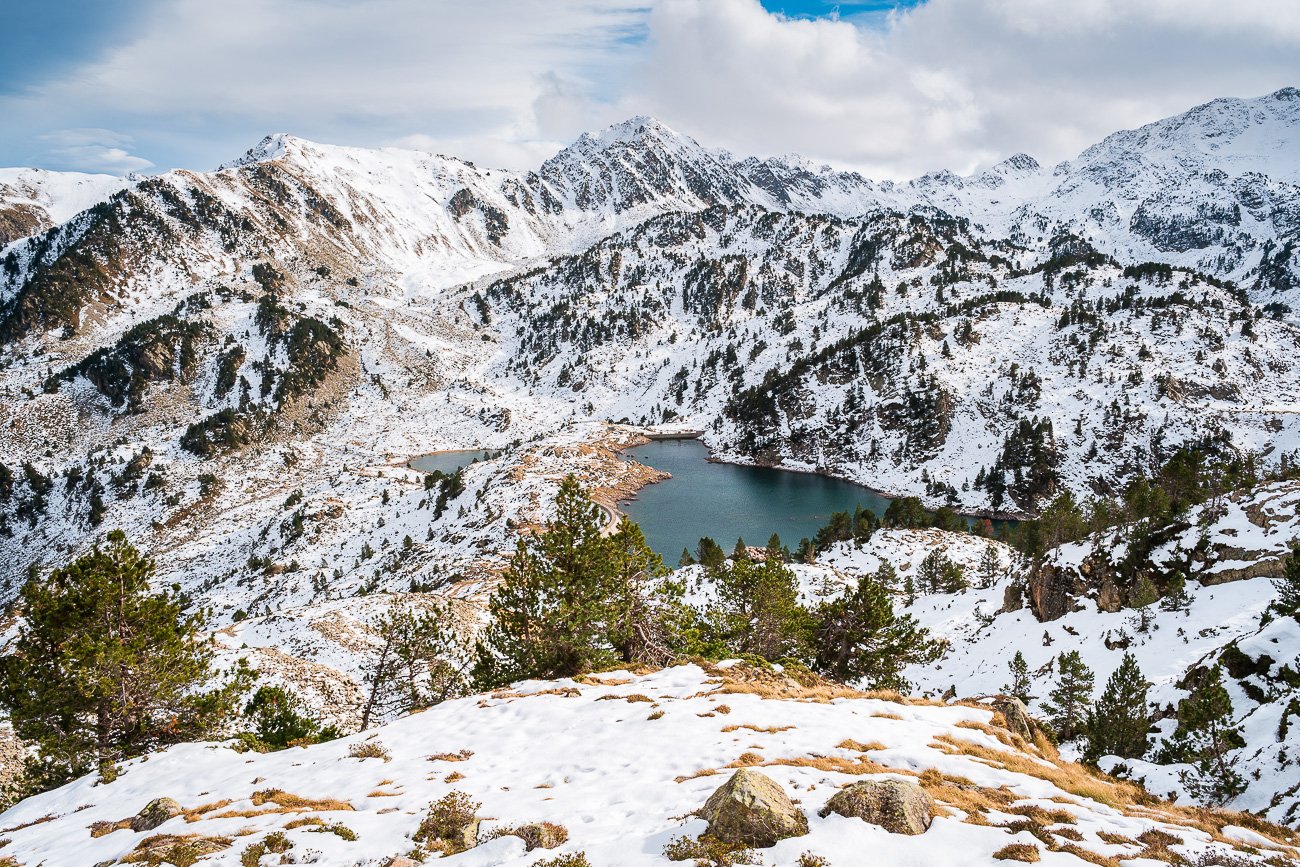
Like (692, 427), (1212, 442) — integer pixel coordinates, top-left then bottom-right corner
(119, 833), (233, 864)
(444, 771), (466, 784)
(726, 752), (765, 767)
(428, 750), (474, 762)
(284, 817), (325, 829)
(993, 843), (1040, 862)
(721, 724), (795, 734)
(673, 768), (720, 783)
(367, 789), (401, 798)
(837, 739), (887, 752)
(183, 800), (233, 822)
(596, 693), (655, 703)
(89, 818), (131, 837)
(212, 790), (354, 819)
(871, 711), (904, 720)
(763, 753), (894, 777)
(0, 815), (55, 834)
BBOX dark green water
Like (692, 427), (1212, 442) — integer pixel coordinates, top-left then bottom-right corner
(409, 449), (499, 475)
(619, 439), (896, 560)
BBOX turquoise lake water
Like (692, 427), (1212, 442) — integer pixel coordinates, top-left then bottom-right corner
(619, 439), (896, 560)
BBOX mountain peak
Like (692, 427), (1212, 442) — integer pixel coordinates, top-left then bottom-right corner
(219, 133), (312, 171)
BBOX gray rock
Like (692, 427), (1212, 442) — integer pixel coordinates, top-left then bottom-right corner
(699, 767), (808, 847)
(383, 858), (420, 867)
(993, 697), (1033, 740)
(819, 778), (934, 835)
(130, 797), (182, 832)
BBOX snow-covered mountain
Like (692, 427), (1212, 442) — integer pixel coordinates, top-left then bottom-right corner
(1, 87), (1299, 837)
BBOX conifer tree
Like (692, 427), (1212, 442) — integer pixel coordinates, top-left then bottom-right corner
(0, 531), (250, 788)
(679, 548), (694, 567)
(1129, 575), (1160, 633)
(765, 533), (785, 562)
(732, 537), (749, 561)
(1084, 653), (1150, 762)
(362, 603), (470, 729)
(810, 570), (944, 691)
(695, 537), (726, 569)
(1159, 571), (1193, 614)
(1274, 542), (1300, 620)
(474, 477), (685, 687)
(977, 545), (1002, 589)
(903, 571), (917, 606)
(1002, 651), (1033, 703)
(695, 555), (811, 661)
(1043, 650), (1094, 741)
(918, 549), (945, 594)
(1174, 665), (1246, 806)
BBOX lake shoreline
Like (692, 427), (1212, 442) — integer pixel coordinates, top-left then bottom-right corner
(617, 433), (1027, 525)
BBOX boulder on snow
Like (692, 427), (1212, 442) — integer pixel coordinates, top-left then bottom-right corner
(130, 797), (182, 832)
(699, 768), (808, 847)
(992, 697), (1033, 740)
(383, 858), (420, 867)
(818, 778), (934, 835)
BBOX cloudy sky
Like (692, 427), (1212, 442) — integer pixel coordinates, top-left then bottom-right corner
(3, 0), (1298, 179)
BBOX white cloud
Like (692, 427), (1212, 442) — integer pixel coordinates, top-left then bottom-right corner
(36, 128), (154, 175)
(631, 0), (1300, 177)
(3, 0), (1298, 177)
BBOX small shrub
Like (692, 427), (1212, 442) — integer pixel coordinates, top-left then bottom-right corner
(797, 855), (831, 867)
(663, 833), (758, 866)
(533, 855), (592, 867)
(414, 791), (480, 854)
(263, 831), (292, 853)
(310, 822), (357, 841)
(489, 821), (568, 851)
(347, 741), (391, 761)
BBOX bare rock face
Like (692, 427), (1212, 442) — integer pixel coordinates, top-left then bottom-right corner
(130, 797), (183, 832)
(699, 768), (808, 847)
(992, 697), (1033, 740)
(819, 778), (935, 835)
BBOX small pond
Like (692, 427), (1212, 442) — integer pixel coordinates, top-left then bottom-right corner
(619, 438), (898, 560)
(409, 449), (500, 476)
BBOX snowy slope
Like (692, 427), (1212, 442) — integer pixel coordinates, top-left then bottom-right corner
(0, 167), (128, 246)
(0, 663), (1296, 866)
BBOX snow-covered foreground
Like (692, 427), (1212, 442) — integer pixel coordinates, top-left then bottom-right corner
(2, 663), (1296, 866)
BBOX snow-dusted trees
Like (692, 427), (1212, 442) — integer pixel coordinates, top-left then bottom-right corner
(473, 476), (687, 688)
(361, 604), (472, 730)
(1167, 665), (1245, 806)
(1043, 650), (1094, 741)
(1084, 653), (1151, 763)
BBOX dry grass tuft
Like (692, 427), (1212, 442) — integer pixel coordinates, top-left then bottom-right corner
(673, 768), (720, 783)
(182, 800), (233, 822)
(428, 749), (474, 762)
(444, 771), (466, 784)
(214, 790), (353, 819)
(837, 739), (887, 752)
(721, 724), (795, 734)
(764, 753), (894, 777)
(89, 818), (131, 837)
(993, 843), (1040, 862)
(284, 817), (325, 830)
(726, 752), (765, 767)
(347, 741), (391, 761)
(120, 832), (233, 864)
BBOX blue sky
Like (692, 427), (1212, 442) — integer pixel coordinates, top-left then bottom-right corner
(1, 0), (1296, 179)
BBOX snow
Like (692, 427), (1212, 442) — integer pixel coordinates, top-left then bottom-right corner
(1, 664), (1293, 866)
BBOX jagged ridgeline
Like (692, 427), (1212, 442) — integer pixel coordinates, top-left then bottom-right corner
(0, 90), (1296, 606)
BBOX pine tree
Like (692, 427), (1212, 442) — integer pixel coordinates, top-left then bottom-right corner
(732, 537), (749, 561)
(810, 571), (945, 691)
(903, 571), (917, 606)
(765, 533), (785, 563)
(695, 555), (811, 662)
(1129, 575), (1160, 633)
(679, 548), (694, 567)
(919, 548), (946, 594)
(1174, 665), (1246, 806)
(1084, 653), (1150, 762)
(362, 603), (471, 729)
(977, 545), (1002, 589)
(0, 531), (251, 788)
(1002, 651), (1033, 703)
(696, 537), (726, 569)
(243, 686), (339, 751)
(1043, 650), (1094, 741)
(473, 477), (685, 687)
(1274, 542), (1300, 620)
(1159, 571), (1193, 614)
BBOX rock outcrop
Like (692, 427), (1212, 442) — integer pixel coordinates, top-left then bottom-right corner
(818, 778), (934, 835)
(698, 768), (808, 847)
